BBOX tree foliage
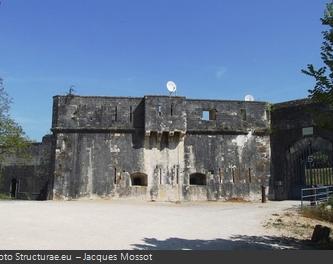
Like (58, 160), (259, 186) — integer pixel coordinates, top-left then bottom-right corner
(302, 1), (333, 106)
(0, 78), (29, 160)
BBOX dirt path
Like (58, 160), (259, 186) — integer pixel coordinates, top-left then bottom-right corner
(0, 200), (306, 250)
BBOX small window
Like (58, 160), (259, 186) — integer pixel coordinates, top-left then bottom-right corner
(176, 167), (179, 184)
(219, 168), (223, 183)
(190, 173), (207, 185)
(130, 106), (133, 122)
(240, 109), (246, 121)
(114, 168), (117, 184)
(202, 109), (216, 121)
(157, 105), (162, 116)
(171, 104), (174, 116)
(202, 111), (210, 120)
(232, 168), (235, 183)
(114, 106), (118, 121)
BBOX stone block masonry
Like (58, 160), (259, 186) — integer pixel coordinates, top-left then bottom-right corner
(50, 94), (271, 201)
(6, 94), (330, 201)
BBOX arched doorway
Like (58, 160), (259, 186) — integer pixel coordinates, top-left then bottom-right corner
(189, 173), (207, 185)
(286, 137), (333, 199)
(130, 172), (148, 186)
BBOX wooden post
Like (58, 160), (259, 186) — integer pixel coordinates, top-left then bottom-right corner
(261, 185), (266, 203)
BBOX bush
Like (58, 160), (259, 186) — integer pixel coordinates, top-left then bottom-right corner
(0, 193), (12, 200)
(301, 202), (333, 223)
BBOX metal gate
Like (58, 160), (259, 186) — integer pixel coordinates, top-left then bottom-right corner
(286, 137), (333, 199)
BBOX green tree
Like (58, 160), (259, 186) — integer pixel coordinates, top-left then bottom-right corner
(302, 1), (333, 106)
(0, 78), (29, 160)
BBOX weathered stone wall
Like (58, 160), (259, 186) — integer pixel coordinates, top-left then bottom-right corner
(4, 94), (333, 202)
(144, 96), (187, 134)
(53, 95), (145, 131)
(51, 95), (271, 201)
(183, 134), (270, 201)
(183, 99), (270, 201)
(185, 99), (269, 132)
(0, 135), (53, 200)
(53, 132), (145, 199)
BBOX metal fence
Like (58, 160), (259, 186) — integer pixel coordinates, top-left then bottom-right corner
(301, 185), (333, 207)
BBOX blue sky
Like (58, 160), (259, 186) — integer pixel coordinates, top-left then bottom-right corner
(0, 0), (329, 141)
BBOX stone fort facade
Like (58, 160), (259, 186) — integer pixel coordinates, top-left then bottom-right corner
(1, 95), (332, 201)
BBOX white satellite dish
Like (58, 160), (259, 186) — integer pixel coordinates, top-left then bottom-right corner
(244, 94), (255, 101)
(166, 81), (177, 94)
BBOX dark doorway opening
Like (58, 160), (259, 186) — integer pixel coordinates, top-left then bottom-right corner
(131, 173), (148, 186)
(10, 178), (18, 198)
(189, 173), (207, 185)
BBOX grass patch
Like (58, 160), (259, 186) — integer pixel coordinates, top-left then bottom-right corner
(301, 204), (333, 223)
(0, 193), (12, 200)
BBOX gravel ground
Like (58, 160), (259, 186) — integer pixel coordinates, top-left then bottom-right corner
(0, 200), (301, 250)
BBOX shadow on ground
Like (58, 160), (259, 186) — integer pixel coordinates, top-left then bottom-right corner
(132, 235), (315, 250)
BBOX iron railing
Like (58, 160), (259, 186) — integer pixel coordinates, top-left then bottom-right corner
(301, 185), (333, 207)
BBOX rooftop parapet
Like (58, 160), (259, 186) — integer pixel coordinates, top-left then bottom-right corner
(51, 95), (271, 134)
